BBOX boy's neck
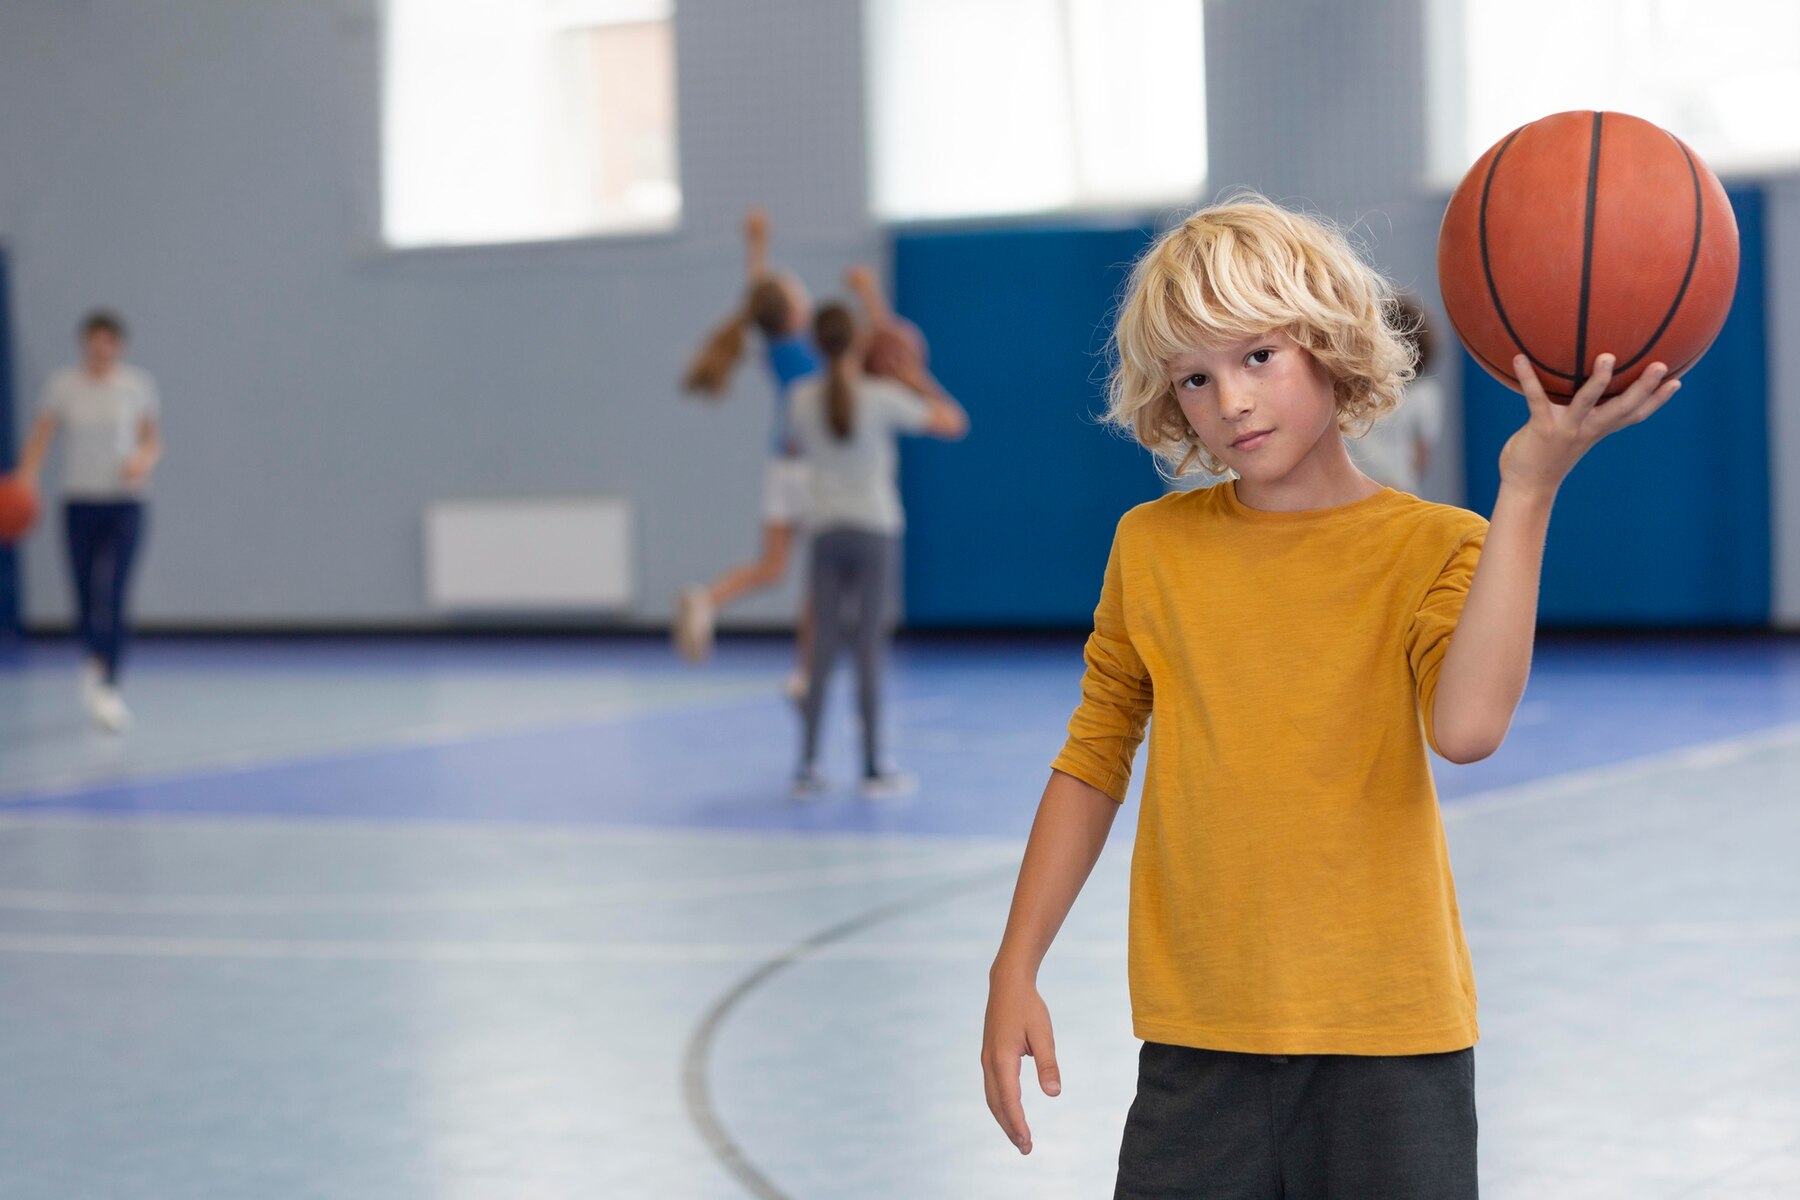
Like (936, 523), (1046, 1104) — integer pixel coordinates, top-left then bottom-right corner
(1232, 433), (1382, 513)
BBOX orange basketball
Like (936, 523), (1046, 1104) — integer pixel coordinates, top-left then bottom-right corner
(1438, 110), (1738, 401)
(864, 318), (928, 379)
(0, 474), (39, 544)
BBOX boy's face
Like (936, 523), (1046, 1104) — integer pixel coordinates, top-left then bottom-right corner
(82, 329), (123, 373)
(1166, 330), (1340, 482)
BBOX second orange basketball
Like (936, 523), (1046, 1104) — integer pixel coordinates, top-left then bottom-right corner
(1438, 110), (1739, 401)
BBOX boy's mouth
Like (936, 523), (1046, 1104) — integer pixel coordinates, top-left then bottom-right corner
(1231, 429), (1274, 450)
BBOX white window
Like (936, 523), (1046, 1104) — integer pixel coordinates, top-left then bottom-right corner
(864, 0), (1207, 221)
(1430, 0), (1800, 184)
(383, 0), (680, 248)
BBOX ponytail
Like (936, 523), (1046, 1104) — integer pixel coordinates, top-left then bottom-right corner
(683, 274), (801, 398)
(681, 313), (748, 398)
(813, 302), (858, 442)
(826, 358), (854, 440)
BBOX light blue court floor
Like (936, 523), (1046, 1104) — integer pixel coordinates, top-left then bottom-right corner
(0, 635), (1797, 1199)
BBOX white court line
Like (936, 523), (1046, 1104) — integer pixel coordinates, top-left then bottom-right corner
(0, 807), (1024, 850)
(4, 915), (1800, 964)
(0, 848), (1023, 914)
(1440, 718), (1800, 824)
(0, 717), (1792, 926)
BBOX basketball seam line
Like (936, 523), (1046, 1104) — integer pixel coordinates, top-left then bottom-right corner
(1479, 125), (1578, 382)
(1611, 135), (1705, 376)
(1573, 112), (1604, 390)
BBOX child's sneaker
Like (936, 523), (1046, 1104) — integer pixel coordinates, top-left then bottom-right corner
(791, 767), (828, 801)
(91, 686), (131, 734)
(674, 587), (715, 663)
(859, 771), (916, 801)
(80, 660), (104, 708)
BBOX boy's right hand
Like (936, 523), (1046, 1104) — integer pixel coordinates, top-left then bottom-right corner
(981, 969), (1060, 1155)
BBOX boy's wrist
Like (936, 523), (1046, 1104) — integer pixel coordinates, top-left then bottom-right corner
(989, 950), (1040, 984)
(1494, 476), (1560, 513)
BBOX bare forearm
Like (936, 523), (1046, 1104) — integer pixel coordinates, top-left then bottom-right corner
(851, 278), (892, 326)
(18, 416), (55, 477)
(1432, 483), (1555, 762)
(990, 770), (1119, 982)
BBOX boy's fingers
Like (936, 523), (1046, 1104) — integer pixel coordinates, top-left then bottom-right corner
(1570, 353), (1614, 417)
(1030, 1023), (1062, 1098)
(1511, 355), (1551, 420)
(983, 1052), (1033, 1153)
(1623, 379), (1681, 426)
(1601, 365), (1673, 430)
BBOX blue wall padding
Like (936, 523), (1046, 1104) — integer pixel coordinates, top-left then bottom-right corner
(0, 249), (17, 638)
(1460, 186), (1770, 626)
(892, 225), (1165, 626)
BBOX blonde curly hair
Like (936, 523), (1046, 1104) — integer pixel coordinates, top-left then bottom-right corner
(1107, 196), (1418, 477)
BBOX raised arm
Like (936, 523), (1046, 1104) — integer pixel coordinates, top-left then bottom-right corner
(845, 263), (894, 329)
(743, 206), (771, 283)
(982, 770), (1120, 1155)
(1430, 352), (1678, 763)
(891, 355), (968, 441)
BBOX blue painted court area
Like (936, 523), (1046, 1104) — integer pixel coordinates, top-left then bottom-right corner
(1, 635), (1798, 1199)
(2, 634), (1799, 832)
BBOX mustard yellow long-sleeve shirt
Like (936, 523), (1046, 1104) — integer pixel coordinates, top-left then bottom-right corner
(1052, 481), (1488, 1056)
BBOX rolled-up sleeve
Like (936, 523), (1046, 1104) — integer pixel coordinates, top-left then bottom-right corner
(1405, 527), (1486, 757)
(1050, 529), (1152, 803)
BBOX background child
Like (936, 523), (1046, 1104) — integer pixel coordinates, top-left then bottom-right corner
(17, 310), (163, 732)
(677, 206), (821, 669)
(980, 199), (1680, 1197)
(1352, 294), (1447, 495)
(786, 301), (966, 799)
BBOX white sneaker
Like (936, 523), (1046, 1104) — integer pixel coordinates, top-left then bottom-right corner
(783, 670), (808, 705)
(674, 587), (716, 663)
(859, 771), (917, 801)
(91, 686), (131, 734)
(80, 660), (104, 707)
(791, 767), (828, 801)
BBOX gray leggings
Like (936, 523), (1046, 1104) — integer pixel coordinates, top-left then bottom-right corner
(800, 527), (899, 777)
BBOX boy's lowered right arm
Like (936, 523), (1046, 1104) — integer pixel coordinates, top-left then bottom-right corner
(983, 769), (1120, 1156)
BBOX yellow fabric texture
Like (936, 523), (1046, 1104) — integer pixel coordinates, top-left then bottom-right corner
(1051, 481), (1489, 1056)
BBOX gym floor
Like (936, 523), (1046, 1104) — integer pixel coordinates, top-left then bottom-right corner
(0, 634), (1797, 1198)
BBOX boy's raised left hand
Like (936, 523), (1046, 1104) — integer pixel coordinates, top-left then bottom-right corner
(1502, 352), (1682, 498)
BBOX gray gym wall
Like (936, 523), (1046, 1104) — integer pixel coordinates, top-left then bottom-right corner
(0, 0), (1794, 628)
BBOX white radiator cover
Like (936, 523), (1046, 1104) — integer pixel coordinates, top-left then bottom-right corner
(425, 497), (635, 611)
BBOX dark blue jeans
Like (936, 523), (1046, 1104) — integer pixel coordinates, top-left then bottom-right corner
(64, 501), (145, 684)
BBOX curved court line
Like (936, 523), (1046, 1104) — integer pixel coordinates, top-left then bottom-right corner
(0, 847), (1019, 914)
(679, 866), (1018, 1200)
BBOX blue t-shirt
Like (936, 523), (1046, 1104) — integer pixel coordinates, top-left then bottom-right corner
(764, 335), (822, 456)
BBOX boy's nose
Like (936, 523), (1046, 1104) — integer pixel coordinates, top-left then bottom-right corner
(1216, 386), (1252, 420)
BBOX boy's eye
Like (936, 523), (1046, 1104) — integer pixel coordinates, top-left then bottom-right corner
(1181, 373), (1208, 389)
(1247, 348), (1274, 366)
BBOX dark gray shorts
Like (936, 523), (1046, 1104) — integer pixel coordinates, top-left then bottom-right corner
(1115, 1042), (1478, 1199)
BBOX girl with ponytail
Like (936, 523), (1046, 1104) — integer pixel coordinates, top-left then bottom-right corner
(785, 302), (968, 799)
